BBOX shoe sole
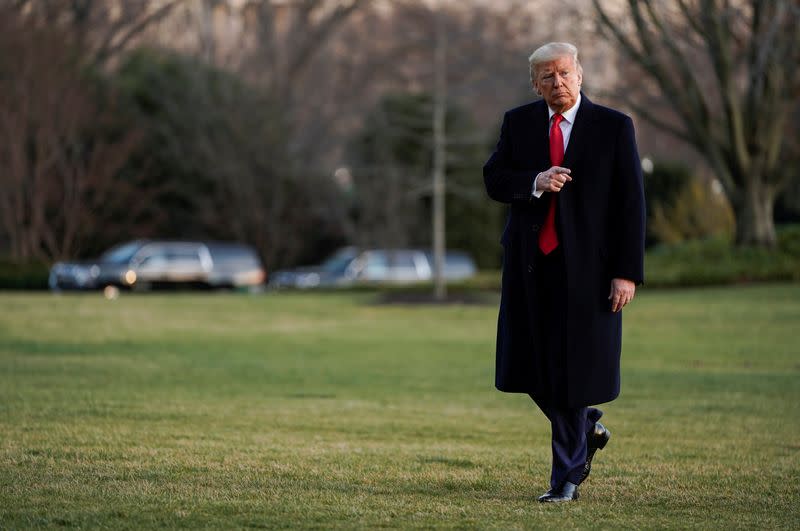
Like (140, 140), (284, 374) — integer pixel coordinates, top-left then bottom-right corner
(539, 490), (579, 503)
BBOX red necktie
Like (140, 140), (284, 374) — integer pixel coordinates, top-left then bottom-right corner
(538, 113), (564, 254)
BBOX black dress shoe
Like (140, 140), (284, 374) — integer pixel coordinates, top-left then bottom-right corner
(579, 421), (611, 484)
(537, 481), (579, 503)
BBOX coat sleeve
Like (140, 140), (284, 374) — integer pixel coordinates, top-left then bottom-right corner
(483, 112), (539, 204)
(609, 116), (646, 284)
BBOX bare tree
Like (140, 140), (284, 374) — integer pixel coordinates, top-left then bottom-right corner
(240, 1), (368, 150)
(594, 0), (800, 247)
(0, 8), (144, 262)
(12, 0), (181, 68)
(431, 3), (446, 300)
(325, 1), (545, 274)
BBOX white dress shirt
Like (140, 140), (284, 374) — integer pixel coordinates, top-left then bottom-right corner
(532, 93), (582, 198)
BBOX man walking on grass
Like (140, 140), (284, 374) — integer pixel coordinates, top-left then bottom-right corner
(483, 42), (645, 502)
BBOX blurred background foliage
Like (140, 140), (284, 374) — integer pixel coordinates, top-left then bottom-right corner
(0, 0), (798, 289)
(114, 48), (350, 269)
(349, 93), (503, 269)
(645, 162), (735, 246)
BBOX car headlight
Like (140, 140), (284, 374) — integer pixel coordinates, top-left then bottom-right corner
(124, 270), (137, 285)
(73, 266), (91, 285)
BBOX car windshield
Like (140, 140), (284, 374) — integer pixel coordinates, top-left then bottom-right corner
(99, 241), (141, 264)
(322, 250), (356, 274)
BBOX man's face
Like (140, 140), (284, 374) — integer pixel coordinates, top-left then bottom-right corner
(533, 56), (582, 113)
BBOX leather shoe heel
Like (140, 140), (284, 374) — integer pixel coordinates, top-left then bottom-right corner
(591, 422), (610, 450)
(579, 422), (611, 484)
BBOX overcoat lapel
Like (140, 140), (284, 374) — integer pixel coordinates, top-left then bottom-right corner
(527, 101), (551, 169)
(561, 93), (593, 169)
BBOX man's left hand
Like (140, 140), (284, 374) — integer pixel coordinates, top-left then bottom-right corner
(608, 278), (635, 313)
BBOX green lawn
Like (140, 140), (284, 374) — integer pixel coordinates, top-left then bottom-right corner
(1, 285), (798, 529)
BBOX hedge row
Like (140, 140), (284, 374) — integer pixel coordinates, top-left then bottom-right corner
(0, 261), (50, 290)
(455, 224), (800, 291)
(643, 225), (800, 288)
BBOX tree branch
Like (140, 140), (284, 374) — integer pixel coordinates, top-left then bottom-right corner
(92, 0), (182, 67)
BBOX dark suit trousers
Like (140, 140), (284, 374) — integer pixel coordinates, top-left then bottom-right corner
(531, 396), (603, 488)
(529, 245), (603, 488)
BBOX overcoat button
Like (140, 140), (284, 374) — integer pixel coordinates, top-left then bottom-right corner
(527, 265), (533, 273)
(532, 224), (540, 232)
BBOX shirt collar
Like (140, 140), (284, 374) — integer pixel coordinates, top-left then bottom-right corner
(548, 92), (582, 124)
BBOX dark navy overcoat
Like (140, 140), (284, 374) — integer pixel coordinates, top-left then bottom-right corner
(483, 95), (645, 408)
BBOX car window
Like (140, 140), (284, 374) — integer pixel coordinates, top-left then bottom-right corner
(322, 249), (358, 274)
(206, 244), (260, 267)
(138, 251), (168, 267)
(364, 252), (388, 275)
(390, 252), (416, 268)
(423, 251), (477, 278)
(166, 248), (202, 261)
(100, 241), (141, 264)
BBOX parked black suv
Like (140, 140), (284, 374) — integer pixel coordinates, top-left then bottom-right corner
(49, 240), (265, 291)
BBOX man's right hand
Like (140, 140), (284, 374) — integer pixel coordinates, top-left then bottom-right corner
(535, 166), (572, 193)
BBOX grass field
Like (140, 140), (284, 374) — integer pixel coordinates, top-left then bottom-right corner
(1, 285), (799, 529)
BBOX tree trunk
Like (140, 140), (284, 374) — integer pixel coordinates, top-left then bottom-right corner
(734, 184), (777, 247)
(431, 5), (447, 301)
